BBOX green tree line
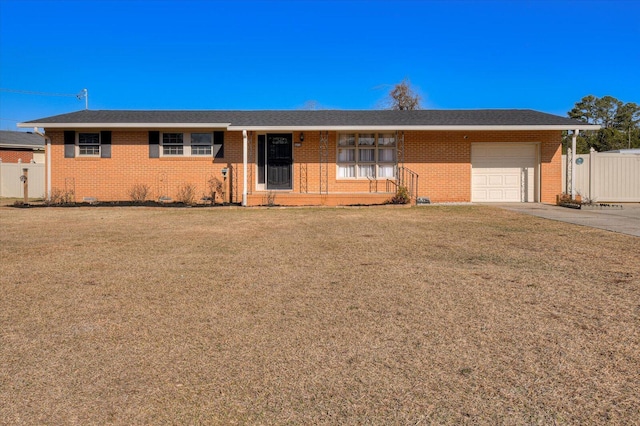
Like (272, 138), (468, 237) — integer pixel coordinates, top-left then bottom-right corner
(564, 95), (640, 154)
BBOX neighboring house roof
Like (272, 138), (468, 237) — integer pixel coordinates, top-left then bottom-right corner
(18, 109), (600, 131)
(0, 130), (45, 149)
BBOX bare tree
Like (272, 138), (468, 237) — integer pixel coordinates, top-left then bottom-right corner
(300, 100), (319, 110)
(388, 79), (422, 110)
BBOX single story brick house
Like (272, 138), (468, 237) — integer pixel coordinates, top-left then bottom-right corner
(18, 109), (598, 206)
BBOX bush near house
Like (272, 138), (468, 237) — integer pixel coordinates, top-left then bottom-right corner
(389, 185), (411, 204)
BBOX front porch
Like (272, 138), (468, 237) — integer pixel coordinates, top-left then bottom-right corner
(239, 130), (417, 207)
(245, 191), (395, 207)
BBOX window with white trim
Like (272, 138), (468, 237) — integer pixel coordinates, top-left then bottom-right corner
(160, 132), (216, 157)
(78, 132), (100, 156)
(162, 133), (184, 155)
(190, 133), (213, 156)
(337, 132), (396, 179)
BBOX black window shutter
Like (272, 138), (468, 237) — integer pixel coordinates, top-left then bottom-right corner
(257, 135), (266, 184)
(149, 131), (160, 158)
(213, 131), (224, 159)
(100, 131), (112, 158)
(64, 130), (75, 158)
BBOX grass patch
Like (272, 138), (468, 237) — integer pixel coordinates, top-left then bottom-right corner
(1, 206), (638, 424)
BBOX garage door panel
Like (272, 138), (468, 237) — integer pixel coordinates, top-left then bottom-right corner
(488, 175), (505, 186)
(488, 190), (505, 201)
(473, 190), (487, 201)
(473, 159), (535, 169)
(473, 175), (488, 186)
(503, 189), (521, 201)
(474, 188), (521, 202)
(504, 175), (519, 186)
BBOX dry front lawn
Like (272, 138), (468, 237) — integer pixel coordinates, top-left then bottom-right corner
(1, 205), (639, 425)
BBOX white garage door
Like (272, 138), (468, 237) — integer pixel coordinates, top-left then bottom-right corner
(472, 143), (537, 202)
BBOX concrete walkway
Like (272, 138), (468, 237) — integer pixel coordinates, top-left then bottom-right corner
(489, 203), (640, 237)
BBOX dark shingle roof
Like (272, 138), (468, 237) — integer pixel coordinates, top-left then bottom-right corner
(0, 130), (45, 148)
(21, 109), (593, 129)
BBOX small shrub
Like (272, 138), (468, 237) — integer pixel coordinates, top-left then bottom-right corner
(176, 183), (197, 205)
(266, 191), (277, 207)
(47, 188), (74, 205)
(47, 189), (62, 205)
(390, 185), (410, 204)
(556, 192), (582, 206)
(207, 176), (223, 204)
(129, 183), (150, 203)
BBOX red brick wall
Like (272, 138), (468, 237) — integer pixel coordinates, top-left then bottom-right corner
(46, 130), (244, 202)
(45, 129), (562, 204)
(0, 149), (34, 163)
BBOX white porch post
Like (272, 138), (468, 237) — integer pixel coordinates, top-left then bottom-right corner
(46, 136), (51, 201)
(571, 129), (579, 199)
(242, 130), (248, 206)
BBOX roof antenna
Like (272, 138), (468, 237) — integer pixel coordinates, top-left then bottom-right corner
(76, 88), (88, 110)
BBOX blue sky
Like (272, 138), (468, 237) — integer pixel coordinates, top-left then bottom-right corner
(1, 0), (638, 129)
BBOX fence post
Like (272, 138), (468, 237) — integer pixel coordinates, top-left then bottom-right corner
(566, 147), (572, 195)
(589, 148), (596, 202)
(22, 168), (29, 203)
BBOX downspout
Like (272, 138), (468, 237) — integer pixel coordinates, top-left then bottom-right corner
(242, 130), (248, 206)
(34, 127), (51, 201)
(571, 129), (579, 200)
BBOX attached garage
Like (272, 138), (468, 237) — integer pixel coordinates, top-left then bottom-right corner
(472, 143), (538, 202)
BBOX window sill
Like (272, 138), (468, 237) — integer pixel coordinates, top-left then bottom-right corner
(336, 177), (396, 181)
(159, 156), (217, 161)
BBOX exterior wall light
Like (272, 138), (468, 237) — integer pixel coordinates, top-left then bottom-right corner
(299, 132), (304, 142)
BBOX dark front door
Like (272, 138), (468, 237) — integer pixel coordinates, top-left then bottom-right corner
(266, 133), (292, 190)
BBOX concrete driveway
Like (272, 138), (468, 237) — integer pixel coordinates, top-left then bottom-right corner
(489, 203), (640, 237)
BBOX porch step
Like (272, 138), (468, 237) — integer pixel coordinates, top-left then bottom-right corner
(246, 192), (393, 207)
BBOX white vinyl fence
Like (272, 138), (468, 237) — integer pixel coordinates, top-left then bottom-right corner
(0, 160), (45, 198)
(562, 149), (640, 202)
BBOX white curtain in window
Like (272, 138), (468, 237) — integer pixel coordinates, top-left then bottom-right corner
(378, 165), (395, 178)
(339, 134), (356, 146)
(358, 165), (375, 178)
(338, 165), (355, 178)
(359, 149), (375, 162)
(378, 148), (395, 162)
(358, 134), (375, 145)
(378, 133), (396, 146)
(338, 148), (355, 162)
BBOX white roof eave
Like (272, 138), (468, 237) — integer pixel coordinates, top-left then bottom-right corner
(18, 123), (601, 131)
(17, 122), (233, 129)
(228, 124), (602, 131)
